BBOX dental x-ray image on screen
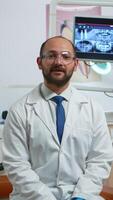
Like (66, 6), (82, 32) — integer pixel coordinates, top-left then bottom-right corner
(73, 16), (113, 62)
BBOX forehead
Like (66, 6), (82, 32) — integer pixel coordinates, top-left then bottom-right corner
(43, 38), (74, 53)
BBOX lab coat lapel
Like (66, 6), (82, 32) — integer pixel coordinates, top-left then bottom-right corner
(26, 85), (60, 145)
(61, 90), (88, 145)
(33, 101), (60, 145)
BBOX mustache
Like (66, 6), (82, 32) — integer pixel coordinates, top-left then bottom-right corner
(50, 65), (65, 72)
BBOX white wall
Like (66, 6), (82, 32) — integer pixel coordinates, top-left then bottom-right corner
(0, 0), (51, 86)
(0, 0), (51, 119)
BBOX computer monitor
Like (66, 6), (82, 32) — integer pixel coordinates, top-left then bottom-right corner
(73, 16), (113, 62)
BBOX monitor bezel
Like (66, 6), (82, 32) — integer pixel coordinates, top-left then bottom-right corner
(73, 16), (113, 62)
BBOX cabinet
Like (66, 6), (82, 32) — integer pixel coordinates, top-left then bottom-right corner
(0, 125), (4, 163)
(0, 175), (12, 198)
(104, 123), (113, 188)
(101, 185), (113, 200)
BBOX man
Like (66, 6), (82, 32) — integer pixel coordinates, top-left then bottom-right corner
(2, 36), (113, 200)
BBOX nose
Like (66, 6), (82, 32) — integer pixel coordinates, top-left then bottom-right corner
(54, 54), (63, 64)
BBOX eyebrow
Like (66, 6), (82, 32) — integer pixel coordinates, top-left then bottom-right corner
(43, 50), (73, 54)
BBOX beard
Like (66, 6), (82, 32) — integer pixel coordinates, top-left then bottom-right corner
(42, 64), (74, 87)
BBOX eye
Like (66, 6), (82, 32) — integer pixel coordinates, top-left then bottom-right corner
(62, 53), (71, 60)
(47, 54), (56, 59)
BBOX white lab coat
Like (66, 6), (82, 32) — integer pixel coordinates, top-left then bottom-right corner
(2, 84), (113, 200)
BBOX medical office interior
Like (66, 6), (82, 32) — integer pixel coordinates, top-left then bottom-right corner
(0, 0), (113, 199)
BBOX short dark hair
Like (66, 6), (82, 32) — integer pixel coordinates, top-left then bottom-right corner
(39, 36), (76, 57)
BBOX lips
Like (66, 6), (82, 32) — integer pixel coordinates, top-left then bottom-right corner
(50, 66), (65, 73)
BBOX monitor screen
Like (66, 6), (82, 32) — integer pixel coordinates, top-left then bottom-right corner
(73, 16), (113, 62)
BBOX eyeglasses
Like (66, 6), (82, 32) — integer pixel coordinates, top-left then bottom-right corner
(41, 51), (75, 64)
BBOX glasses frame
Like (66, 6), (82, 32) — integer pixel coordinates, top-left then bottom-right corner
(41, 51), (75, 65)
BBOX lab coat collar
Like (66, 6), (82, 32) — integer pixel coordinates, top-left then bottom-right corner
(26, 83), (89, 105)
(40, 83), (72, 102)
(26, 83), (43, 104)
(71, 85), (89, 104)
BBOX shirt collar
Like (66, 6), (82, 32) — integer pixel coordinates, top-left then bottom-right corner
(40, 83), (72, 102)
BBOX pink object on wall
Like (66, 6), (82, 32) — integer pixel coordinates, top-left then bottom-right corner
(46, 4), (101, 40)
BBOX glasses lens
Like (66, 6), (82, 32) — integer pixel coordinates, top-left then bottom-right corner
(61, 52), (74, 63)
(42, 51), (75, 64)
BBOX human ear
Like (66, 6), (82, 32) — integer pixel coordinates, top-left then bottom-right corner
(36, 57), (42, 69)
(74, 58), (78, 71)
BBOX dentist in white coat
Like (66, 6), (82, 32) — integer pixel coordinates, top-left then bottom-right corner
(2, 36), (113, 200)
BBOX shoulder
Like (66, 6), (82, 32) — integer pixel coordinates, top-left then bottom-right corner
(71, 85), (106, 127)
(8, 84), (42, 117)
(71, 84), (105, 114)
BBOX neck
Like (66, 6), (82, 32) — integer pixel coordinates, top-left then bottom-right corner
(44, 82), (69, 94)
